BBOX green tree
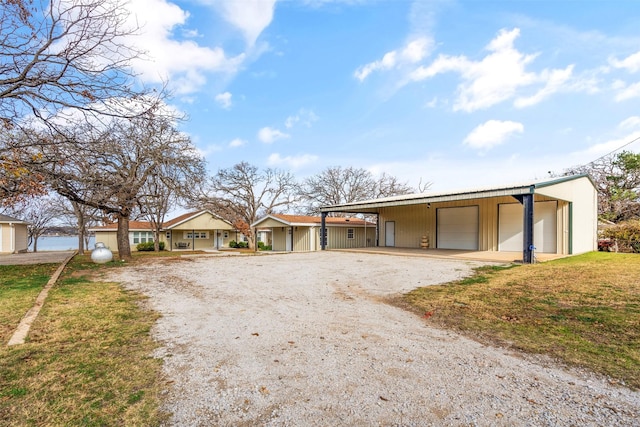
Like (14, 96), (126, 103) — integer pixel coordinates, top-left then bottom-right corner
(564, 151), (640, 222)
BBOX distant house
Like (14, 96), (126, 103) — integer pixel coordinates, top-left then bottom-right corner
(90, 210), (242, 251)
(251, 214), (376, 252)
(0, 214), (29, 254)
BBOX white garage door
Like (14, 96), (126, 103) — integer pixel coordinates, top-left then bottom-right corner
(437, 206), (479, 250)
(498, 203), (523, 252)
(498, 201), (557, 253)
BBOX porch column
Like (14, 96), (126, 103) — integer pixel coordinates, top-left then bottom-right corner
(522, 194), (534, 264)
(321, 212), (327, 250)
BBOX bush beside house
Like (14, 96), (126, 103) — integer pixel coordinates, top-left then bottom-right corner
(136, 242), (165, 251)
(600, 220), (640, 253)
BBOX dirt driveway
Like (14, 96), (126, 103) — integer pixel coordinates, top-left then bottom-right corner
(109, 251), (639, 426)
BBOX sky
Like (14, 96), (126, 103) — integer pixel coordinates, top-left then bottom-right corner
(124, 0), (640, 193)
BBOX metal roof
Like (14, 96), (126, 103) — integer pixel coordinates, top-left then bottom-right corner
(319, 174), (592, 213)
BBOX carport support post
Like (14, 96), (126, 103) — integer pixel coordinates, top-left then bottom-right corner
(522, 193), (534, 264)
(321, 212), (327, 250)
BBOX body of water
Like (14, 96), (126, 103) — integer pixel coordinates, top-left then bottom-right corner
(30, 235), (96, 252)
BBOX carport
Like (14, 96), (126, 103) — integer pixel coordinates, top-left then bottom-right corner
(319, 175), (597, 263)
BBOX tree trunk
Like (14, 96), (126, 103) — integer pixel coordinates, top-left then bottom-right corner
(153, 229), (160, 252)
(77, 214), (86, 255)
(116, 214), (132, 260)
(33, 237), (38, 253)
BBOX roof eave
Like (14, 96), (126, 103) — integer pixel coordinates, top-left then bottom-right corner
(320, 186), (534, 212)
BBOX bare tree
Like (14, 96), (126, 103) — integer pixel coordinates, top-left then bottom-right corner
(0, 0), (161, 204)
(34, 105), (204, 259)
(1, 194), (58, 252)
(200, 162), (298, 249)
(51, 194), (102, 254)
(0, 129), (48, 203)
(138, 160), (207, 251)
(299, 166), (417, 215)
(0, 0), (146, 128)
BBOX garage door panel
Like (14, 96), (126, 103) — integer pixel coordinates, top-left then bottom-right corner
(534, 201), (557, 253)
(498, 201), (557, 254)
(498, 204), (522, 252)
(437, 206), (479, 250)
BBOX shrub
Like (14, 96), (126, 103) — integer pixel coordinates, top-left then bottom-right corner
(228, 240), (237, 248)
(601, 220), (640, 253)
(257, 241), (265, 250)
(237, 241), (248, 248)
(136, 241), (165, 251)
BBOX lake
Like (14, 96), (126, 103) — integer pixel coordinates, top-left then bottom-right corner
(30, 235), (96, 252)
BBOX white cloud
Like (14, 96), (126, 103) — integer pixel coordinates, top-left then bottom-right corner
(258, 127), (290, 143)
(610, 51), (640, 73)
(619, 116), (640, 130)
(195, 143), (223, 158)
(126, 0), (245, 94)
(514, 65), (574, 108)
(228, 138), (246, 148)
(215, 92), (233, 109)
(205, 0), (277, 46)
(267, 153), (318, 169)
(464, 120), (524, 150)
(285, 109), (319, 129)
(354, 37), (433, 81)
(580, 130), (640, 156)
(615, 81), (640, 101)
(410, 28), (585, 112)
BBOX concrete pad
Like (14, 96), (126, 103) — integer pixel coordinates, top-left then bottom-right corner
(0, 251), (76, 265)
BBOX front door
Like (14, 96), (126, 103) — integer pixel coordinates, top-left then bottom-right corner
(286, 227), (292, 251)
(385, 221), (395, 247)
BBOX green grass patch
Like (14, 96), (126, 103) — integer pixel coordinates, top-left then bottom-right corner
(0, 256), (167, 426)
(402, 252), (640, 389)
(0, 264), (58, 344)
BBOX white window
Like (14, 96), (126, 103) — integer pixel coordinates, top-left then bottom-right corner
(133, 231), (153, 244)
(184, 231), (208, 239)
(165, 231), (171, 239)
(347, 228), (355, 239)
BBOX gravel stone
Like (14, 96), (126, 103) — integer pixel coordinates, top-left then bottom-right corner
(108, 251), (640, 426)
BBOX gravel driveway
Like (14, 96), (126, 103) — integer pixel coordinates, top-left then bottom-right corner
(109, 251), (640, 426)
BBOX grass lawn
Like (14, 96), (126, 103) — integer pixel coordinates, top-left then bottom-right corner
(0, 255), (166, 426)
(402, 251), (640, 389)
(0, 264), (58, 344)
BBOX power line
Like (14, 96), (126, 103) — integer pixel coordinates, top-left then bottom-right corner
(585, 133), (640, 166)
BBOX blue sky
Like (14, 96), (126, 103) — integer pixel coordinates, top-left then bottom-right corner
(126, 0), (640, 192)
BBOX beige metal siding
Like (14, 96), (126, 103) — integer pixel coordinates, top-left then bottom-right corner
(272, 228), (287, 251)
(293, 226), (311, 251)
(170, 214), (234, 230)
(14, 224), (28, 252)
(254, 218), (288, 228)
(535, 176), (597, 254)
(94, 231), (119, 251)
(324, 226), (370, 249)
(379, 195), (560, 251)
